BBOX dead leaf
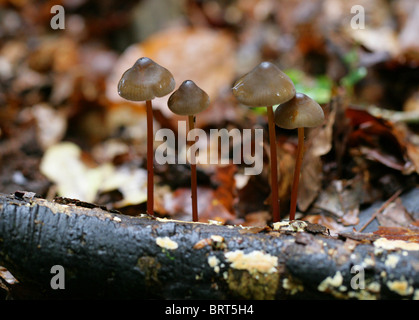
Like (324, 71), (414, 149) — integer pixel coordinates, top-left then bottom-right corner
(303, 214), (345, 236)
(376, 197), (415, 228)
(313, 177), (363, 225)
(157, 186), (235, 223)
(373, 226), (419, 243)
(106, 26), (236, 122)
(345, 107), (416, 174)
(212, 164), (238, 216)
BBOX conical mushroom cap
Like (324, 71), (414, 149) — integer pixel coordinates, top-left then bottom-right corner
(168, 80), (210, 116)
(232, 61), (296, 107)
(274, 93), (324, 129)
(118, 57), (175, 101)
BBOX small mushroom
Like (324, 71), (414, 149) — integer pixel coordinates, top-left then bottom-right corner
(232, 61), (296, 222)
(274, 92), (324, 220)
(168, 80), (210, 222)
(118, 57), (175, 216)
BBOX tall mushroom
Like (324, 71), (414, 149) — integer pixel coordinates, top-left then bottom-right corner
(274, 93), (324, 221)
(118, 57), (175, 216)
(232, 61), (296, 222)
(168, 80), (210, 222)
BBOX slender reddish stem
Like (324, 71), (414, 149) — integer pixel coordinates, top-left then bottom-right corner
(289, 127), (305, 221)
(188, 115), (198, 222)
(146, 100), (154, 216)
(267, 106), (280, 222)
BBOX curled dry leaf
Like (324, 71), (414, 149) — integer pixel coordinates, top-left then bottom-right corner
(345, 107), (417, 174)
(303, 214), (345, 236)
(376, 197), (415, 228)
(313, 177), (363, 226)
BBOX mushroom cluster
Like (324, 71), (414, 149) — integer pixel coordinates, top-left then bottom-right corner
(232, 62), (295, 222)
(233, 62), (324, 222)
(117, 57), (325, 223)
(118, 58), (210, 222)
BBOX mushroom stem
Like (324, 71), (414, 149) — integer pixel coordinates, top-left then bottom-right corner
(289, 127), (305, 221)
(188, 114), (198, 222)
(146, 100), (154, 216)
(267, 106), (280, 222)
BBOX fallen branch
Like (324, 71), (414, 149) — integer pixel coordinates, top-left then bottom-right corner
(0, 191), (418, 299)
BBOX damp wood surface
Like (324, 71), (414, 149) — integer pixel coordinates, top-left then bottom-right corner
(0, 192), (418, 300)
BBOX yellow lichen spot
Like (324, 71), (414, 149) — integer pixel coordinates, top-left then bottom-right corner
(155, 236), (178, 250)
(362, 257), (375, 268)
(387, 278), (414, 296)
(318, 271), (343, 292)
(208, 255), (221, 273)
(283, 277), (304, 295)
(374, 238), (419, 251)
(367, 281), (381, 293)
(210, 235), (224, 243)
(385, 254), (400, 268)
(225, 250), (278, 275)
(272, 221), (290, 230)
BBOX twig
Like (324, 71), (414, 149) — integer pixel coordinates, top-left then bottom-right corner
(357, 189), (402, 232)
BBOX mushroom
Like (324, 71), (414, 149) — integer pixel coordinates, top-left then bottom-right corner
(232, 61), (296, 222)
(168, 80), (210, 222)
(274, 92), (324, 221)
(118, 57), (175, 216)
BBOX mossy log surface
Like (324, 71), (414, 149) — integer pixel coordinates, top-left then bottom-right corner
(0, 191), (418, 299)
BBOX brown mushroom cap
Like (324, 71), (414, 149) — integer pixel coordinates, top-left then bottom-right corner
(167, 80), (210, 116)
(274, 93), (324, 129)
(232, 61), (296, 107)
(118, 57), (175, 101)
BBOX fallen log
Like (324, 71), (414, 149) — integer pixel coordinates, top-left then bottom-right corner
(0, 191), (418, 299)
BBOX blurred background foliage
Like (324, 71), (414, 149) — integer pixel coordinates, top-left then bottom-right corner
(0, 0), (419, 229)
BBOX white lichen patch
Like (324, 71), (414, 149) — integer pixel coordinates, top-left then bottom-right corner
(413, 289), (419, 300)
(210, 235), (224, 243)
(374, 238), (419, 251)
(282, 277), (304, 295)
(318, 271), (343, 292)
(155, 237), (178, 250)
(387, 278), (414, 296)
(208, 219), (223, 225)
(208, 255), (221, 273)
(384, 254), (400, 268)
(362, 257), (375, 268)
(272, 220), (307, 232)
(224, 250), (278, 275)
(367, 281), (381, 293)
(347, 290), (378, 300)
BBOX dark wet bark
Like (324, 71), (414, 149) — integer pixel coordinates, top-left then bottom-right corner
(0, 191), (418, 299)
